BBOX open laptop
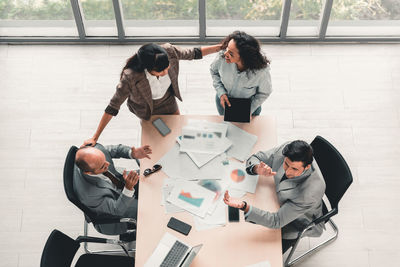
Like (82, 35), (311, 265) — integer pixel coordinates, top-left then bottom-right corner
(224, 97), (251, 123)
(144, 232), (203, 267)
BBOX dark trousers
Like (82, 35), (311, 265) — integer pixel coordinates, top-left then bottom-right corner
(282, 239), (297, 254)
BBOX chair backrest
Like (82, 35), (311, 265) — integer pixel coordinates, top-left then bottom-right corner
(40, 229), (80, 267)
(63, 146), (99, 224)
(311, 136), (353, 211)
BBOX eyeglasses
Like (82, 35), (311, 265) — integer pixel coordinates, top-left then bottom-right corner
(143, 164), (162, 177)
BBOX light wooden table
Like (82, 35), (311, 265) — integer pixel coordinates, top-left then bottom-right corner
(136, 115), (282, 267)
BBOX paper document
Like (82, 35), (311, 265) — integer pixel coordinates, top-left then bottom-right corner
(193, 200), (226, 231)
(161, 178), (184, 214)
(166, 180), (215, 218)
(197, 179), (227, 215)
(176, 135), (231, 168)
(158, 143), (225, 180)
(225, 122), (258, 161)
(223, 160), (259, 194)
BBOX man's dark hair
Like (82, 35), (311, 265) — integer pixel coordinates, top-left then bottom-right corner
(282, 140), (313, 167)
(75, 147), (94, 172)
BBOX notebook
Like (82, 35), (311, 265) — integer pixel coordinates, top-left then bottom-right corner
(144, 232), (203, 267)
(224, 97), (251, 123)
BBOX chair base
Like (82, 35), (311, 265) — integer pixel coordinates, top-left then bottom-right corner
(284, 219), (338, 267)
(83, 219), (136, 257)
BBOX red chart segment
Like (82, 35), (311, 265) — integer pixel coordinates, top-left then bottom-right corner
(230, 169), (245, 183)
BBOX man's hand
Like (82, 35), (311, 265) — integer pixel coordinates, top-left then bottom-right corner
(223, 190), (245, 209)
(254, 162), (277, 176)
(81, 137), (97, 148)
(123, 170), (139, 191)
(131, 145), (152, 159)
(220, 94), (231, 109)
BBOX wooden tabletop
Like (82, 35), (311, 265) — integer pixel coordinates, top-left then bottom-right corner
(136, 115), (282, 267)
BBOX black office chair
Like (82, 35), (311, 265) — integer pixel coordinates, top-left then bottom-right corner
(40, 229), (135, 267)
(63, 146), (137, 255)
(284, 136), (353, 266)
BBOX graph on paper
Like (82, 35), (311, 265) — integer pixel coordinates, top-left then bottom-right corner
(178, 191), (204, 207)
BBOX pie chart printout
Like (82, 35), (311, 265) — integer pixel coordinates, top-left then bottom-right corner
(231, 169), (245, 183)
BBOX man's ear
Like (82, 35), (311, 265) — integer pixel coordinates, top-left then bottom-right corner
(304, 164), (311, 170)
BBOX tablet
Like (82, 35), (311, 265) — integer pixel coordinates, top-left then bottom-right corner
(224, 97), (251, 123)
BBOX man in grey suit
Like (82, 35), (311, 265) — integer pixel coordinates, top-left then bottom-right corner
(224, 140), (326, 253)
(74, 143), (152, 235)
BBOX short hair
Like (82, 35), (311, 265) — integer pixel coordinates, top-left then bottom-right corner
(75, 148), (94, 172)
(282, 140), (313, 167)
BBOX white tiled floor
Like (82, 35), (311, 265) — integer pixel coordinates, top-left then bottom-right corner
(0, 43), (399, 267)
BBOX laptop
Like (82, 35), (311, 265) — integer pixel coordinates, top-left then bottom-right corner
(224, 97), (251, 123)
(144, 232), (203, 267)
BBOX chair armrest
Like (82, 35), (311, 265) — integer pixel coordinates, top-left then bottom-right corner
(296, 208), (338, 240)
(76, 236), (108, 244)
(312, 208), (338, 225)
(94, 217), (136, 226)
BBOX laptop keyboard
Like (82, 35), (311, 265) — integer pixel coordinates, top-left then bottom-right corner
(160, 240), (189, 267)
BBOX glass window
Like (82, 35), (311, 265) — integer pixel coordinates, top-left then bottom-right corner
(287, 0), (323, 37)
(327, 0), (400, 36)
(121, 0), (198, 36)
(206, 0), (282, 37)
(80, 0), (117, 36)
(0, 0), (77, 36)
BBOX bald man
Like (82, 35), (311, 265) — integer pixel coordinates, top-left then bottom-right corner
(74, 143), (151, 235)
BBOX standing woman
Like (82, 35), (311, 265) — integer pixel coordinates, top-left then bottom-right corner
(210, 31), (272, 116)
(83, 43), (221, 147)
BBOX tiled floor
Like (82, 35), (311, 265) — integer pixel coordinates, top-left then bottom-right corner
(0, 43), (399, 267)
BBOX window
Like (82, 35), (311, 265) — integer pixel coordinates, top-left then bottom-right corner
(206, 0), (282, 37)
(0, 0), (77, 36)
(121, 0), (198, 36)
(327, 0), (400, 36)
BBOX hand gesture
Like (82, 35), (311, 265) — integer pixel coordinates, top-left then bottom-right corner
(81, 137), (97, 148)
(255, 162), (276, 176)
(220, 94), (231, 109)
(223, 190), (244, 209)
(131, 145), (152, 159)
(123, 170), (139, 191)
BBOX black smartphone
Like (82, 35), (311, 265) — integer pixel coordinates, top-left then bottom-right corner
(167, 217), (192, 236)
(152, 118), (171, 136)
(228, 206), (240, 222)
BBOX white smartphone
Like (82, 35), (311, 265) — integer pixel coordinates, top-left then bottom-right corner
(152, 118), (171, 136)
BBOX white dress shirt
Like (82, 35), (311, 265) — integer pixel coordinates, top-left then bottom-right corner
(92, 173), (135, 198)
(145, 69), (172, 100)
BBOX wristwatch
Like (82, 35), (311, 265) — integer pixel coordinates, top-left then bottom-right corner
(240, 201), (247, 211)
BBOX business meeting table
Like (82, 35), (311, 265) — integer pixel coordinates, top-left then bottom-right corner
(137, 115), (282, 267)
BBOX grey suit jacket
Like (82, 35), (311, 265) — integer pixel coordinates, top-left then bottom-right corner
(73, 143), (138, 235)
(245, 142), (326, 240)
(107, 43), (202, 120)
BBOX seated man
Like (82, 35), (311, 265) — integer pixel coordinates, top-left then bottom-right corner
(224, 140), (326, 253)
(74, 143), (152, 235)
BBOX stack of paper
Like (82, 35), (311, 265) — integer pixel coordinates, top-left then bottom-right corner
(179, 120), (232, 167)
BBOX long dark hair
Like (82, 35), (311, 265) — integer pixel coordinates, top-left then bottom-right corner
(221, 31), (270, 74)
(120, 43), (169, 79)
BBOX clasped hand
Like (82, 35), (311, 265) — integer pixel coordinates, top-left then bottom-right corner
(123, 170), (139, 190)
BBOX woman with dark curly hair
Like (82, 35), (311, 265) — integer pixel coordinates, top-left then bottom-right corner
(210, 31), (272, 116)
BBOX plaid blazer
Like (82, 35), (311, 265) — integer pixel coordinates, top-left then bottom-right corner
(106, 43), (202, 120)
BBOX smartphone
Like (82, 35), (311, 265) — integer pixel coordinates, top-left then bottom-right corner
(167, 217), (192, 236)
(228, 206), (240, 222)
(152, 118), (171, 136)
